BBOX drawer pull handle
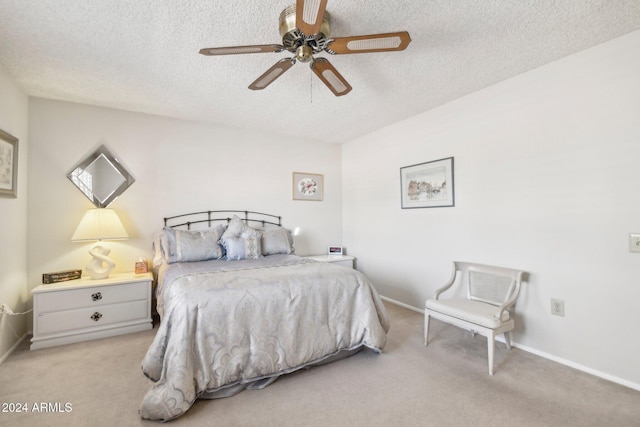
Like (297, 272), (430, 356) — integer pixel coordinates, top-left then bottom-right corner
(90, 312), (102, 322)
(91, 292), (102, 301)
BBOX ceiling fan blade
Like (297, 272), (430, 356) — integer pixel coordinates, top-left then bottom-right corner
(296, 0), (328, 36)
(311, 57), (352, 97)
(199, 44), (284, 56)
(327, 31), (411, 54)
(248, 58), (295, 91)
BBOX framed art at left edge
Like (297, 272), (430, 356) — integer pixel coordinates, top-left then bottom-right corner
(0, 128), (18, 198)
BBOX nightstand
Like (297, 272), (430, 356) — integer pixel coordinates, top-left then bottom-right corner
(31, 272), (153, 350)
(305, 254), (355, 269)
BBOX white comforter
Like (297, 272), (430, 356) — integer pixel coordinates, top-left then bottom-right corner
(140, 255), (389, 421)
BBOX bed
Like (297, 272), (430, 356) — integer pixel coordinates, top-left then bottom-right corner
(139, 211), (390, 421)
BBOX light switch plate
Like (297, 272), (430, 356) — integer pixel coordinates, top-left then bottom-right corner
(629, 234), (640, 253)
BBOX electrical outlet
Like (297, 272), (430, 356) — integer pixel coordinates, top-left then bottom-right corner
(629, 234), (640, 253)
(550, 298), (565, 317)
(0, 303), (14, 315)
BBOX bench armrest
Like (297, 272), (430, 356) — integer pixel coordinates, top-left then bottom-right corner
(433, 263), (457, 300)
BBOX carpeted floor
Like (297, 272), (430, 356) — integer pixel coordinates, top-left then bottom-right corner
(1, 302), (639, 426)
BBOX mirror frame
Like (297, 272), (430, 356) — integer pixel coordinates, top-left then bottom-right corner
(67, 144), (135, 208)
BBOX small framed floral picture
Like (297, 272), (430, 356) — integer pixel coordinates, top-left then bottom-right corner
(292, 172), (323, 201)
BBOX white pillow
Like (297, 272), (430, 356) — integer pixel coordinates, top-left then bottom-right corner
(221, 215), (258, 239)
(162, 224), (226, 263)
(261, 227), (295, 256)
(224, 235), (262, 260)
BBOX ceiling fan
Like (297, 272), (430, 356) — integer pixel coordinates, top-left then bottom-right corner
(199, 0), (411, 96)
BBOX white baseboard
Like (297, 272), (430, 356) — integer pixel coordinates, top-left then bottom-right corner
(380, 295), (640, 392)
(0, 332), (28, 365)
(512, 341), (640, 392)
(381, 296), (423, 314)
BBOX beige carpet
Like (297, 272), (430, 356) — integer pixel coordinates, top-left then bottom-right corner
(1, 302), (639, 426)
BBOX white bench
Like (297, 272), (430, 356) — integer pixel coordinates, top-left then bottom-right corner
(425, 261), (526, 375)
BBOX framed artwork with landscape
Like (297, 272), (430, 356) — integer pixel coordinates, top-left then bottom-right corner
(400, 157), (454, 209)
(0, 128), (19, 198)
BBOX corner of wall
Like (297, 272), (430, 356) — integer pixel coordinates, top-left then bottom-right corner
(0, 64), (30, 363)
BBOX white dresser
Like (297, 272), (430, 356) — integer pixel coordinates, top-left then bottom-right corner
(305, 254), (355, 269)
(31, 272), (153, 350)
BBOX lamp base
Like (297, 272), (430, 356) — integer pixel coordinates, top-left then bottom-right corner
(86, 243), (116, 280)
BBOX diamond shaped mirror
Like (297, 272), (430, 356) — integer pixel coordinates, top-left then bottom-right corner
(67, 145), (135, 207)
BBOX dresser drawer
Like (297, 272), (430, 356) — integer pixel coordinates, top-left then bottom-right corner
(31, 273), (153, 350)
(36, 282), (148, 313)
(36, 300), (149, 335)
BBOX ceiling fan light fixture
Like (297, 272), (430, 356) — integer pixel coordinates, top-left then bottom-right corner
(200, 1), (410, 96)
(296, 45), (314, 62)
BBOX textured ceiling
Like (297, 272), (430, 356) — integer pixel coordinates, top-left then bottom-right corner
(1, 1), (639, 143)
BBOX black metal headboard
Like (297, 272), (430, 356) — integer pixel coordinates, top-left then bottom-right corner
(163, 210), (282, 230)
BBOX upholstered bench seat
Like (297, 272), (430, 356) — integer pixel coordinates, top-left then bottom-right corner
(426, 298), (510, 329)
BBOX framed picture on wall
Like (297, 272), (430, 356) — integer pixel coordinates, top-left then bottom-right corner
(400, 157), (454, 209)
(292, 172), (323, 201)
(0, 128), (19, 198)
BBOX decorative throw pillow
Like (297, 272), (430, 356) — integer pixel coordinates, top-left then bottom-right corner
(224, 235), (262, 260)
(261, 227), (295, 256)
(221, 215), (258, 239)
(162, 225), (225, 263)
(220, 215), (260, 247)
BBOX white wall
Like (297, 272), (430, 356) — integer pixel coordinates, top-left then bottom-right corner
(11, 26), (640, 391)
(0, 64), (29, 361)
(342, 30), (640, 388)
(27, 99), (343, 295)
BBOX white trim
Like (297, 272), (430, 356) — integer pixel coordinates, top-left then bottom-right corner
(512, 341), (640, 392)
(380, 296), (423, 313)
(0, 332), (28, 365)
(381, 296), (640, 392)
(30, 321), (151, 350)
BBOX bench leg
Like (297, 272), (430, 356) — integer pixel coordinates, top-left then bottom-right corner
(504, 331), (512, 350)
(487, 334), (495, 376)
(424, 312), (430, 346)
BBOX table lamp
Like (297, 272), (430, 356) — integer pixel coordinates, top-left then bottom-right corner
(71, 208), (129, 279)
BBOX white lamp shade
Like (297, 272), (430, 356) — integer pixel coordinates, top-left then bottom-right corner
(71, 208), (129, 242)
